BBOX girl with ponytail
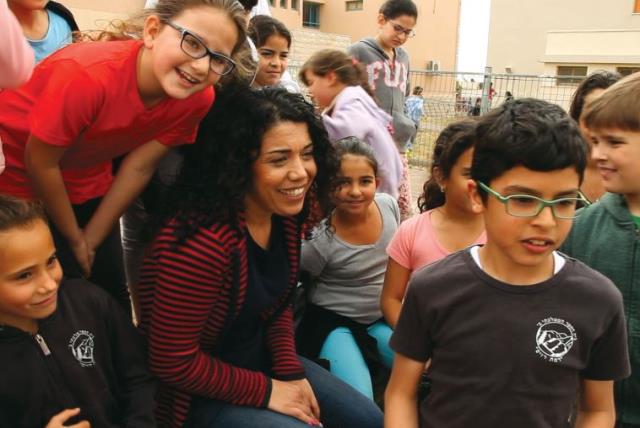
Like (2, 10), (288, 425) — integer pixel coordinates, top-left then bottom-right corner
(300, 49), (403, 202)
(381, 119), (486, 327)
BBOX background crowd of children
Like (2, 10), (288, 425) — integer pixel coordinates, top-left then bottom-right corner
(0, 0), (638, 427)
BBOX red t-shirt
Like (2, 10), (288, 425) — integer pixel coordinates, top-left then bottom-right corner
(0, 40), (214, 204)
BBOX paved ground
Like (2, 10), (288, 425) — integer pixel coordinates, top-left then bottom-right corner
(409, 165), (430, 209)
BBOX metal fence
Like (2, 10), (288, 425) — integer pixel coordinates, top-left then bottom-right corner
(405, 67), (581, 167)
(289, 66), (582, 168)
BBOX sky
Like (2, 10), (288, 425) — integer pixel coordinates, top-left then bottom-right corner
(456, 0), (492, 73)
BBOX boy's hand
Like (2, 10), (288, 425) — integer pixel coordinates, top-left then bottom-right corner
(45, 408), (91, 428)
(268, 379), (323, 426)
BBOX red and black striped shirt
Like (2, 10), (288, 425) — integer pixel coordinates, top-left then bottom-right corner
(138, 215), (305, 427)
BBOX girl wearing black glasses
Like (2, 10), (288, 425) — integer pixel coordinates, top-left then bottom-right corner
(348, 0), (419, 221)
(0, 0), (247, 312)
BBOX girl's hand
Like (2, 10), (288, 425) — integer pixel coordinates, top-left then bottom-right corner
(268, 379), (322, 426)
(69, 236), (93, 278)
(81, 229), (97, 269)
(45, 408), (91, 428)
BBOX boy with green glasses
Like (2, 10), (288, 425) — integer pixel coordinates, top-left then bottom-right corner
(386, 98), (630, 428)
(562, 72), (640, 428)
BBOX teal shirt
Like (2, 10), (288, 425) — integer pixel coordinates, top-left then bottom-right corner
(561, 193), (640, 424)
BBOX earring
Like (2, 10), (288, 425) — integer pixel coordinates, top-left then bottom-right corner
(440, 186), (446, 193)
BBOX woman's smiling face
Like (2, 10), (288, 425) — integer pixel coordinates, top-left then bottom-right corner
(245, 121), (317, 219)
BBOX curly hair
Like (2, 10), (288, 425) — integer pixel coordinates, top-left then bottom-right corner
(417, 119), (476, 212)
(158, 86), (338, 240)
(321, 137), (379, 236)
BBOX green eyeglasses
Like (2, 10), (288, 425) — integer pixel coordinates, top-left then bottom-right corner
(477, 181), (590, 220)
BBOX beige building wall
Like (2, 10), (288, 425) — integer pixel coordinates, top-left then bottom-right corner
(487, 0), (640, 75)
(288, 29), (351, 67)
(60, 0), (459, 74)
(63, 0), (145, 30)
(272, 0), (460, 71)
(270, 1), (303, 30)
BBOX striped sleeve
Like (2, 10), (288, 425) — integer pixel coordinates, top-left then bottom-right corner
(145, 225), (271, 407)
(266, 305), (306, 380)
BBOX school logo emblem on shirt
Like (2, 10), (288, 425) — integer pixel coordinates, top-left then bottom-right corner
(68, 330), (95, 367)
(535, 317), (577, 363)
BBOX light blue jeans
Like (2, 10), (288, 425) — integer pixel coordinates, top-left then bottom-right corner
(187, 356), (383, 428)
(318, 321), (394, 399)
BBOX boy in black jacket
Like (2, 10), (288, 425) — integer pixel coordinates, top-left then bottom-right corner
(0, 194), (155, 427)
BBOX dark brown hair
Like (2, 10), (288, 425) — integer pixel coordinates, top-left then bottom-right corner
(569, 70), (621, 122)
(248, 15), (291, 49)
(299, 49), (375, 99)
(0, 194), (47, 233)
(379, 0), (418, 19)
(418, 119), (476, 212)
(334, 136), (378, 177)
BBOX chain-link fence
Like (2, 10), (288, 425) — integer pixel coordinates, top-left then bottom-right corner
(288, 65), (582, 169)
(406, 67), (581, 168)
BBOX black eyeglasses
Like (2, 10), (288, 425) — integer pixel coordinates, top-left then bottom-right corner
(387, 20), (416, 38)
(165, 21), (236, 76)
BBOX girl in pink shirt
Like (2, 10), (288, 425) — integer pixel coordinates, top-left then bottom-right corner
(0, 0), (34, 176)
(382, 120), (486, 327)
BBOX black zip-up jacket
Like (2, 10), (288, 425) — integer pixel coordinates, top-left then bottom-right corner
(0, 279), (156, 428)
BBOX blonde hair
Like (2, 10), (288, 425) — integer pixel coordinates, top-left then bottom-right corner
(583, 71), (640, 132)
(299, 49), (376, 99)
(79, 0), (251, 82)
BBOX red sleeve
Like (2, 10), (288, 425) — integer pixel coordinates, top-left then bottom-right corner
(146, 226), (271, 407)
(29, 63), (104, 147)
(155, 86), (214, 147)
(266, 305), (306, 380)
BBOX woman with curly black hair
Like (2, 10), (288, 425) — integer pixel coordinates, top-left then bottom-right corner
(137, 86), (383, 428)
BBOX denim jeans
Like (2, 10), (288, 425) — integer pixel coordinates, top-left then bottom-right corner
(187, 356), (383, 428)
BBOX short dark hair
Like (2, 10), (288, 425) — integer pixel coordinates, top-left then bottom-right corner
(0, 194), (47, 233)
(470, 98), (587, 198)
(379, 0), (418, 20)
(248, 15), (291, 49)
(569, 70), (621, 121)
(237, 0), (258, 12)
